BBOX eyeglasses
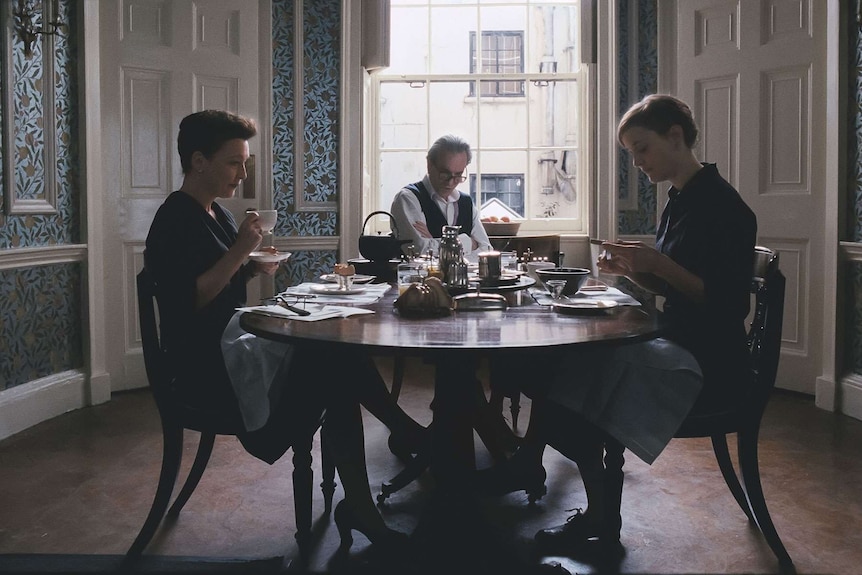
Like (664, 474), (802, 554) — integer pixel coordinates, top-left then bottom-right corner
(434, 165), (467, 183)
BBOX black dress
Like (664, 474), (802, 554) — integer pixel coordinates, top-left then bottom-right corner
(656, 163), (757, 412)
(145, 191), (316, 463)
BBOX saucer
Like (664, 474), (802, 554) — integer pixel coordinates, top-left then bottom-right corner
(309, 284), (367, 296)
(249, 250), (292, 263)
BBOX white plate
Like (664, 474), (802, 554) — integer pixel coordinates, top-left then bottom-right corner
(249, 250), (292, 263)
(308, 284), (367, 295)
(320, 273), (376, 284)
(552, 299), (618, 315)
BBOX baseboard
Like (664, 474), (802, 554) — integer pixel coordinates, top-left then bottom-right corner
(0, 370), (87, 441)
(839, 374), (862, 422)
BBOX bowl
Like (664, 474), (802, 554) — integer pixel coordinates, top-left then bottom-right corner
(481, 220), (522, 236)
(535, 267), (591, 296)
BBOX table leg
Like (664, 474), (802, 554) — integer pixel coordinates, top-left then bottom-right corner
(428, 359), (477, 492)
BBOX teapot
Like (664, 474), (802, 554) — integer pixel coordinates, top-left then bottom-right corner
(358, 211), (412, 262)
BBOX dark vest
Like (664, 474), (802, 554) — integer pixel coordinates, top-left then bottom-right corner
(405, 181), (473, 238)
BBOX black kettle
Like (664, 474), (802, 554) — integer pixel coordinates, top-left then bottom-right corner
(358, 211), (412, 262)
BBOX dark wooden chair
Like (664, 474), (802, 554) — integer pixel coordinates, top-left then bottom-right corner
(672, 246), (792, 570)
(605, 246), (793, 570)
(126, 268), (336, 562)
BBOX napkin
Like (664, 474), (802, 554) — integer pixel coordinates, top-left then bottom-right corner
(236, 304), (375, 321)
(529, 285), (641, 307)
(280, 282), (391, 305)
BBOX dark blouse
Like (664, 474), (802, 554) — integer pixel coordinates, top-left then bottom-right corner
(655, 163), (757, 410)
(144, 191), (251, 412)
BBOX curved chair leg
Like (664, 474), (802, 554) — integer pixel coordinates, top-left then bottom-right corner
(390, 356), (405, 400)
(167, 432), (216, 518)
(127, 424), (184, 558)
(320, 431), (337, 514)
(737, 428), (793, 570)
(710, 434), (754, 522)
(292, 431), (315, 554)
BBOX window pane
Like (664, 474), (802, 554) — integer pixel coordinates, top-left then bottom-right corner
(476, 150), (527, 215)
(380, 83), (428, 150)
(389, 6), (429, 75)
(379, 151), (427, 220)
(529, 149), (579, 220)
(428, 81), (478, 145)
(528, 79), (579, 148)
(525, 4), (580, 74)
(429, 6), (477, 74)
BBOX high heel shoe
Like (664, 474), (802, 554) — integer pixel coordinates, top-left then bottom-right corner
(333, 499), (409, 552)
(475, 452), (547, 502)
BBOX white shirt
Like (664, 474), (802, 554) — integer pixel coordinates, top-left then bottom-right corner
(389, 175), (492, 262)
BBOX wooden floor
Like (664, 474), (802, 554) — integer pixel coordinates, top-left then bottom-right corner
(0, 357), (859, 574)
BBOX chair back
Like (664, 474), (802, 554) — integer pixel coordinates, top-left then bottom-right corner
(746, 247), (785, 411)
(136, 268), (175, 411)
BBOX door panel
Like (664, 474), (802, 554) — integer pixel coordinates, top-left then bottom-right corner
(100, 0), (263, 391)
(674, 0), (824, 394)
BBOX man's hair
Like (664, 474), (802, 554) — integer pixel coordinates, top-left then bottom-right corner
(427, 134), (472, 166)
(617, 94), (699, 149)
(177, 110), (257, 173)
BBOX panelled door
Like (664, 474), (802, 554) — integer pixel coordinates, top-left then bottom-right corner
(99, 0), (265, 391)
(672, 0), (825, 394)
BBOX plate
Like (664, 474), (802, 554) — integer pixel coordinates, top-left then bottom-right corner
(467, 273), (521, 287)
(308, 284), (367, 295)
(249, 250), (292, 263)
(320, 273), (376, 284)
(552, 299), (619, 315)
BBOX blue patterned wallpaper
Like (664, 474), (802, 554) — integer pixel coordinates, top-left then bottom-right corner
(2, 0), (80, 248)
(271, 0), (342, 291)
(1, 0), (82, 391)
(272, 0), (339, 243)
(617, 0), (658, 236)
(849, 15), (862, 376)
(0, 264), (83, 389)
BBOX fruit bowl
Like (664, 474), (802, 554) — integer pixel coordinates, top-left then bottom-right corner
(481, 220), (522, 236)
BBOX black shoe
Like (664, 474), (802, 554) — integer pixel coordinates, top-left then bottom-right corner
(476, 454), (547, 502)
(534, 508), (603, 551)
(333, 499), (410, 553)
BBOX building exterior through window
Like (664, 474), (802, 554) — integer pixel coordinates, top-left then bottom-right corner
(368, 0), (589, 235)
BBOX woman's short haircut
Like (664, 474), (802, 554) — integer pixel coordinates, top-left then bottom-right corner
(177, 110), (257, 173)
(427, 134), (472, 166)
(617, 94), (699, 149)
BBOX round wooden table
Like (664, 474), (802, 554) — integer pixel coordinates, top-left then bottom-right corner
(240, 288), (664, 567)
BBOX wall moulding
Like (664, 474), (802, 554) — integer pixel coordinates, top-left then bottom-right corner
(2, 0), (60, 216)
(0, 244), (86, 271)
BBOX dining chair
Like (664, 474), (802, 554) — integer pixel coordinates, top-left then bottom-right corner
(126, 268), (336, 562)
(606, 246), (793, 570)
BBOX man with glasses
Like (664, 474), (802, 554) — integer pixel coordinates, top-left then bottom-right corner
(390, 134), (492, 261)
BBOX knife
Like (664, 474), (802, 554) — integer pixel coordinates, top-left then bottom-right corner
(275, 297), (312, 316)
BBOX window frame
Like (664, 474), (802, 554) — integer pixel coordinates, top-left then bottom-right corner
(363, 1), (595, 238)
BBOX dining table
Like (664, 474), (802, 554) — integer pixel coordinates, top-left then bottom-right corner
(239, 281), (664, 567)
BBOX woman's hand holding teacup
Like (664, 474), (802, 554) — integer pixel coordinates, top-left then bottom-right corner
(237, 212), (265, 253)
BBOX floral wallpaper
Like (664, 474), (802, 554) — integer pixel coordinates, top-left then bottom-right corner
(272, 0), (339, 244)
(0, 0), (82, 391)
(849, 14), (862, 375)
(2, 0), (80, 247)
(617, 0), (658, 236)
(0, 264), (83, 388)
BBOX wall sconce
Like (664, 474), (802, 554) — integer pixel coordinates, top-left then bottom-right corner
(13, 0), (65, 58)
